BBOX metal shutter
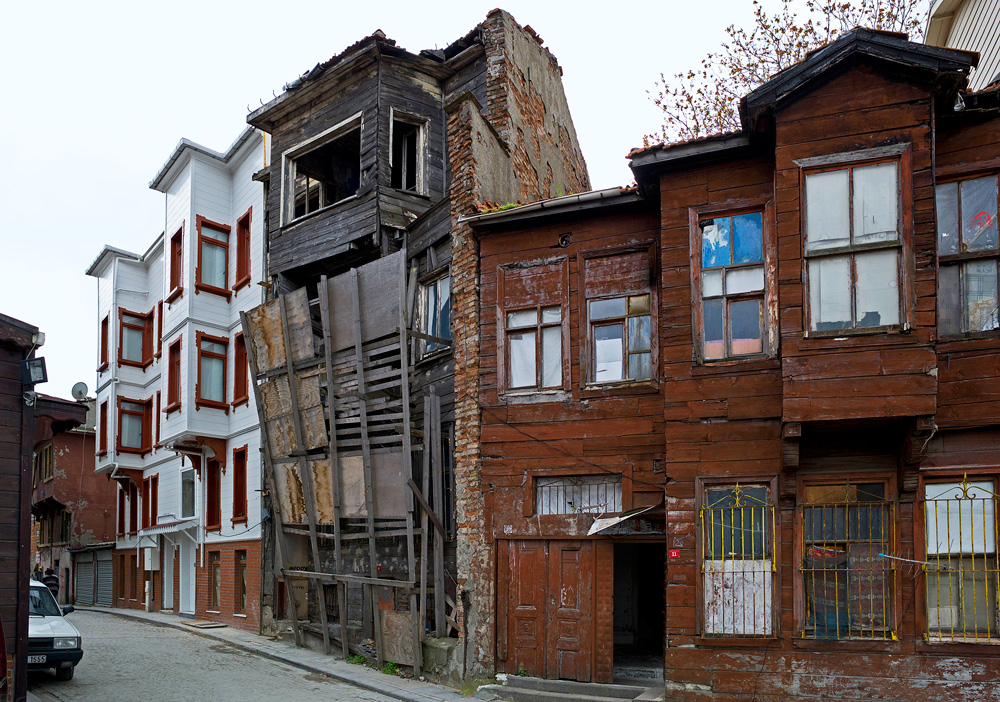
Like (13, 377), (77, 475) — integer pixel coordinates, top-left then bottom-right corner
(75, 554), (95, 606)
(96, 550), (114, 606)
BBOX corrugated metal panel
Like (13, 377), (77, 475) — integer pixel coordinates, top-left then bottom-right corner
(96, 551), (114, 606)
(75, 555), (94, 606)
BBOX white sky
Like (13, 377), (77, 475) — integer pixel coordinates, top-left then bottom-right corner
(0, 0), (759, 399)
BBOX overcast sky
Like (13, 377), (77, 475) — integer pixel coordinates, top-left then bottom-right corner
(0, 0), (762, 399)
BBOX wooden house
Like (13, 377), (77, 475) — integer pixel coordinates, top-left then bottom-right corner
(464, 29), (1000, 699)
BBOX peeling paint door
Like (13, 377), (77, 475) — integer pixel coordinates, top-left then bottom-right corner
(504, 540), (547, 677)
(546, 541), (594, 682)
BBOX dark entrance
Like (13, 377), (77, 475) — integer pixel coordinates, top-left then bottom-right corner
(613, 543), (665, 673)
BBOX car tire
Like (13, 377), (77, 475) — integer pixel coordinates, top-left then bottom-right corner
(55, 666), (74, 681)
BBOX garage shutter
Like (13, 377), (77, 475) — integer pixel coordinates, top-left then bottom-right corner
(75, 555), (95, 606)
(96, 550), (114, 606)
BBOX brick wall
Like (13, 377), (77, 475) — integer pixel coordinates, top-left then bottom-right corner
(195, 539), (261, 632)
(112, 548), (161, 612)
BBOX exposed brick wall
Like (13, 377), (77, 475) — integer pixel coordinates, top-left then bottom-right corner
(112, 548), (161, 612)
(195, 540), (261, 632)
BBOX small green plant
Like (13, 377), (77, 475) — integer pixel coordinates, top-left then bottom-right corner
(381, 661), (399, 675)
(517, 666), (527, 677)
(346, 653), (366, 665)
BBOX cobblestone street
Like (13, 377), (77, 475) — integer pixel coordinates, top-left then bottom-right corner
(28, 611), (394, 702)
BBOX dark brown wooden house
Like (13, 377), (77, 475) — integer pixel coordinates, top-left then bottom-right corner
(465, 29), (1000, 699)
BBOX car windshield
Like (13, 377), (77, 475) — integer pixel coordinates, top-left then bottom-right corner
(29, 586), (62, 617)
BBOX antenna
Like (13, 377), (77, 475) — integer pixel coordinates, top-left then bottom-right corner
(71, 382), (89, 401)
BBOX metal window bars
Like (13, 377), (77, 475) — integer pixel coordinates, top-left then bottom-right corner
(799, 482), (896, 640)
(923, 475), (1000, 643)
(535, 475), (622, 515)
(700, 484), (775, 636)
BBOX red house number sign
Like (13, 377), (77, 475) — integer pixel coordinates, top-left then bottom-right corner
(668, 549), (680, 559)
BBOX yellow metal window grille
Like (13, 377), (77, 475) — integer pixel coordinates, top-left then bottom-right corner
(800, 482), (895, 640)
(924, 476), (1000, 643)
(700, 484), (775, 636)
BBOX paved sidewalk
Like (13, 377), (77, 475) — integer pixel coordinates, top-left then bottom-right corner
(77, 607), (468, 702)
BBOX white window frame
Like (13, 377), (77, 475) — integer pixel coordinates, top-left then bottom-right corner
(388, 108), (427, 195)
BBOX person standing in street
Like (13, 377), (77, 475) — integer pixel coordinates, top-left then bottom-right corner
(42, 567), (59, 601)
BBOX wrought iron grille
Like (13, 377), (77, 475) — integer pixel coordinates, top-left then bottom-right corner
(800, 482), (896, 640)
(924, 476), (1000, 643)
(700, 484), (775, 636)
(535, 475), (622, 515)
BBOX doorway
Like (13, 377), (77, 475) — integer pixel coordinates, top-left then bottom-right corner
(613, 543), (664, 671)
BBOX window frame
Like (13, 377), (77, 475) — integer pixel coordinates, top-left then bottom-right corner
(696, 476), (779, 643)
(180, 468), (196, 520)
(280, 112), (363, 227)
(794, 472), (899, 644)
(389, 109), (427, 195)
(99, 315), (110, 371)
(98, 400), (108, 456)
(578, 244), (659, 392)
(167, 223), (184, 304)
(689, 199), (777, 364)
(142, 475), (158, 530)
(523, 465), (634, 518)
(798, 145), (915, 337)
(117, 485), (126, 536)
(195, 331), (229, 412)
(38, 443), (53, 483)
(209, 551), (221, 611)
(156, 301), (163, 359)
(232, 332), (249, 408)
(234, 207), (252, 293)
(128, 481), (138, 536)
(416, 267), (452, 360)
(194, 215), (232, 300)
(117, 307), (154, 369)
(116, 395), (153, 456)
(166, 337), (182, 414)
(235, 550), (247, 614)
(232, 445), (248, 524)
(935, 171), (1000, 340)
(206, 459), (222, 531)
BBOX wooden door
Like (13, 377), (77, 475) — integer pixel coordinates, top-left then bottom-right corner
(503, 540), (547, 677)
(546, 540), (594, 682)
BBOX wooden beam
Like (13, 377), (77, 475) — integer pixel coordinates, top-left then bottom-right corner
(407, 480), (446, 537)
(431, 391), (446, 637)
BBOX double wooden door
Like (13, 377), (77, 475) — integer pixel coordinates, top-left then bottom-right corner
(498, 539), (612, 682)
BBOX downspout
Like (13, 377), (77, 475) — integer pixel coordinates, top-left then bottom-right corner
(200, 448), (207, 568)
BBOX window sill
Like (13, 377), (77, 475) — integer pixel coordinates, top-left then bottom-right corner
(233, 276), (251, 293)
(97, 451), (108, 458)
(696, 635), (777, 647)
(97, 362), (109, 373)
(206, 610), (220, 615)
(231, 396), (249, 409)
(195, 399), (229, 414)
(117, 446), (151, 457)
(917, 637), (1000, 652)
(234, 613), (247, 618)
(231, 517), (247, 525)
(205, 525), (221, 533)
(691, 357), (780, 374)
(791, 636), (899, 651)
(804, 324), (903, 339)
(580, 380), (658, 398)
(166, 286), (183, 305)
(500, 389), (571, 405)
(118, 358), (153, 371)
(938, 330), (1000, 344)
(281, 194), (360, 231)
(164, 401), (181, 415)
(194, 282), (232, 301)
(414, 347), (452, 368)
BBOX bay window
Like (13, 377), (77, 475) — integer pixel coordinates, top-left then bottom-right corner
(936, 175), (999, 335)
(118, 307), (153, 368)
(195, 216), (231, 298)
(116, 396), (152, 456)
(196, 331), (228, 411)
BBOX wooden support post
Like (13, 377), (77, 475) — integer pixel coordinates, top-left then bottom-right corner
(431, 391), (446, 637)
(419, 394), (431, 643)
(278, 296), (331, 656)
(239, 311), (302, 647)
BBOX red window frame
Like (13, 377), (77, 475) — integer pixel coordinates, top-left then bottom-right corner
(234, 207), (252, 292)
(154, 391), (161, 446)
(166, 337), (182, 413)
(117, 307), (154, 369)
(117, 485), (126, 535)
(116, 395), (153, 456)
(206, 459), (222, 531)
(235, 550), (247, 613)
(232, 332), (249, 408)
(142, 475), (159, 530)
(98, 400), (108, 456)
(195, 215), (232, 300)
(128, 481), (138, 535)
(196, 331), (229, 412)
(156, 301), (163, 359)
(232, 445), (248, 524)
(168, 224), (184, 304)
(99, 315), (110, 371)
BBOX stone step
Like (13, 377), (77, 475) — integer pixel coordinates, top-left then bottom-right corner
(474, 684), (637, 702)
(613, 665), (664, 684)
(504, 675), (646, 698)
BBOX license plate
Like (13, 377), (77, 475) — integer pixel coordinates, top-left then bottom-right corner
(28, 655), (46, 664)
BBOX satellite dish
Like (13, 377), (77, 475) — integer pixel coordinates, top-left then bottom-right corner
(71, 382), (89, 401)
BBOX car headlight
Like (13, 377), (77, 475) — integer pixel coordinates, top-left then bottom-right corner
(54, 637), (78, 649)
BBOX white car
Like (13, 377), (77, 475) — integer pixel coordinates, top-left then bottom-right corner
(27, 579), (83, 681)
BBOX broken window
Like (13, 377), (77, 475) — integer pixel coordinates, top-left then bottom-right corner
(391, 118), (420, 192)
(286, 124), (361, 222)
(196, 331), (228, 411)
(506, 306), (562, 389)
(805, 161), (901, 331)
(417, 273), (451, 357)
(936, 176), (999, 335)
(699, 212), (765, 360)
(924, 478), (1000, 642)
(701, 483), (773, 636)
(195, 216), (231, 296)
(800, 481), (894, 639)
(536, 475), (623, 515)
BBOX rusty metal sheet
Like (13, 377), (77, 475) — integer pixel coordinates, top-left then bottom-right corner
(309, 457), (335, 524)
(273, 461), (305, 525)
(246, 300), (286, 373)
(380, 610), (415, 665)
(284, 287), (314, 362)
(337, 453), (407, 519)
(326, 251), (403, 352)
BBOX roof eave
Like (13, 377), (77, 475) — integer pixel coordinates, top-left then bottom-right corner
(149, 127), (256, 192)
(461, 188), (645, 231)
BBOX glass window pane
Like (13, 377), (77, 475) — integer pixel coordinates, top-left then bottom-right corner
(965, 259), (999, 332)
(202, 226), (228, 243)
(853, 162), (898, 244)
(809, 255), (851, 331)
(855, 249), (899, 327)
(704, 298), (724, 360)
(939, 264), (962, 336)
(628, 294), (650, 315)
(590, 297), (627, 320)
(936, 182), (960, 255)
(508, 331), (536, 388)
(726, 266), (764, 294)
(181, 470), (195, 518)
(423, 281), (437, 334)
(201, 355), (225, 402)
(733, 212), (764, 264)
(122, 401), (144, 413)
(122, 413), (143, 448)
(200, 340), (225, 354)
(507, 309), (537, 328)
(730, 298), (763, 355)
(702, 217), (731, 268)
(201, 241), (227, 288)
(628, 315), (651, 352)
(594, 323), (624, 382)
(702, 270), (723, 298)
(925, 481), (996, 554)
(961, 176), (998, 252)
(436, 277), (451, 341)
(541, 326), (561, 387)
(629, 352), (652, 380)
(806, 170), (850, 251)
(123, 314), (145, 326)
(122, 326), (144, 363)
(541, 305), (561, 324)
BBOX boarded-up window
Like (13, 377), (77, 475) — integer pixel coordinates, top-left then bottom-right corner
(536, 475), (622, 515)
(499, 260), (566, 392)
